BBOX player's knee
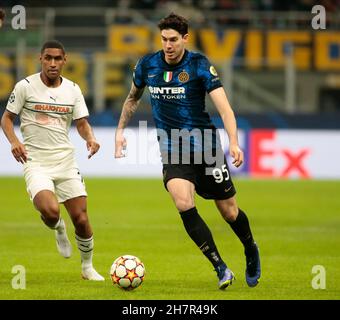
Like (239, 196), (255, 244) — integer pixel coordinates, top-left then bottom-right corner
(39, 204), (60, 226)
(175, 198), (195, 212)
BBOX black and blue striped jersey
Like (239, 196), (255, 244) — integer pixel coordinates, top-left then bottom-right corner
(133, 49), (223, 157)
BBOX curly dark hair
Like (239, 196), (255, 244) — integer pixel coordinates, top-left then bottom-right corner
(158, 13), (188, 37)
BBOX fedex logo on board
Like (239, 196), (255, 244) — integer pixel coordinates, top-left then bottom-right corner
(249, 130), (311, 178)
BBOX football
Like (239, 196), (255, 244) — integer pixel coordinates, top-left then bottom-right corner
(110, 255), (145, 290)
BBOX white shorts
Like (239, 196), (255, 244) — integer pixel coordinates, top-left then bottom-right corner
(23, 156), (87, 203)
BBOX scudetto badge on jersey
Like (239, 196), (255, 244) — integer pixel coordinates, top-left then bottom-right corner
(163, 71), (173, 82)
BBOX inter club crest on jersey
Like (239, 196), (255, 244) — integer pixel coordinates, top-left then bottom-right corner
(178, 71), (189, 83)
(163, 71), (173, 83)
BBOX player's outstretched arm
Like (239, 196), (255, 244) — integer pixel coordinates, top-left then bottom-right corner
(1, 110), (28, 163)
(75, 117), (100, 159)
(209, 87), (244, 168)
(115, 82), (144, 158)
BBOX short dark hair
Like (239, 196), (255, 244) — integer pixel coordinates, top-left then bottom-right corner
(158, 13), (188, 37)
(41, 40), (66, 55)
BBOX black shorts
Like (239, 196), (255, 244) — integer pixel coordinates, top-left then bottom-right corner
(162, 153), (236, 200)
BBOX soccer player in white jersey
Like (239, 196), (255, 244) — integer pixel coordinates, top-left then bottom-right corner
(1, 40), (104, 281)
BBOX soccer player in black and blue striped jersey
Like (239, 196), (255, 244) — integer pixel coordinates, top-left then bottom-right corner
(115, 13), (261, 289)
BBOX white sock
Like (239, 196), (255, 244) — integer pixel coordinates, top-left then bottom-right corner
(75, 235), (94, 270)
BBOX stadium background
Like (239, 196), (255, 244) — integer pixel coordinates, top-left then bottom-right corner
(0, 0), (339, 300)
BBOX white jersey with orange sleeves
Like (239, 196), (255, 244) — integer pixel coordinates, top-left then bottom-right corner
(6, 73), (89, 162)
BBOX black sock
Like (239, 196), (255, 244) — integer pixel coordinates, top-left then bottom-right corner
(228, 208), (256, 252)
(180, 207), (225, 269)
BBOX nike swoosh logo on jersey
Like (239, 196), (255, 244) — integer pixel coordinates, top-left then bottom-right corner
(148, 74), (157, 78)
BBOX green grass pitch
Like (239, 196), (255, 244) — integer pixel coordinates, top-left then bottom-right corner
(0, 177), (339, 300)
